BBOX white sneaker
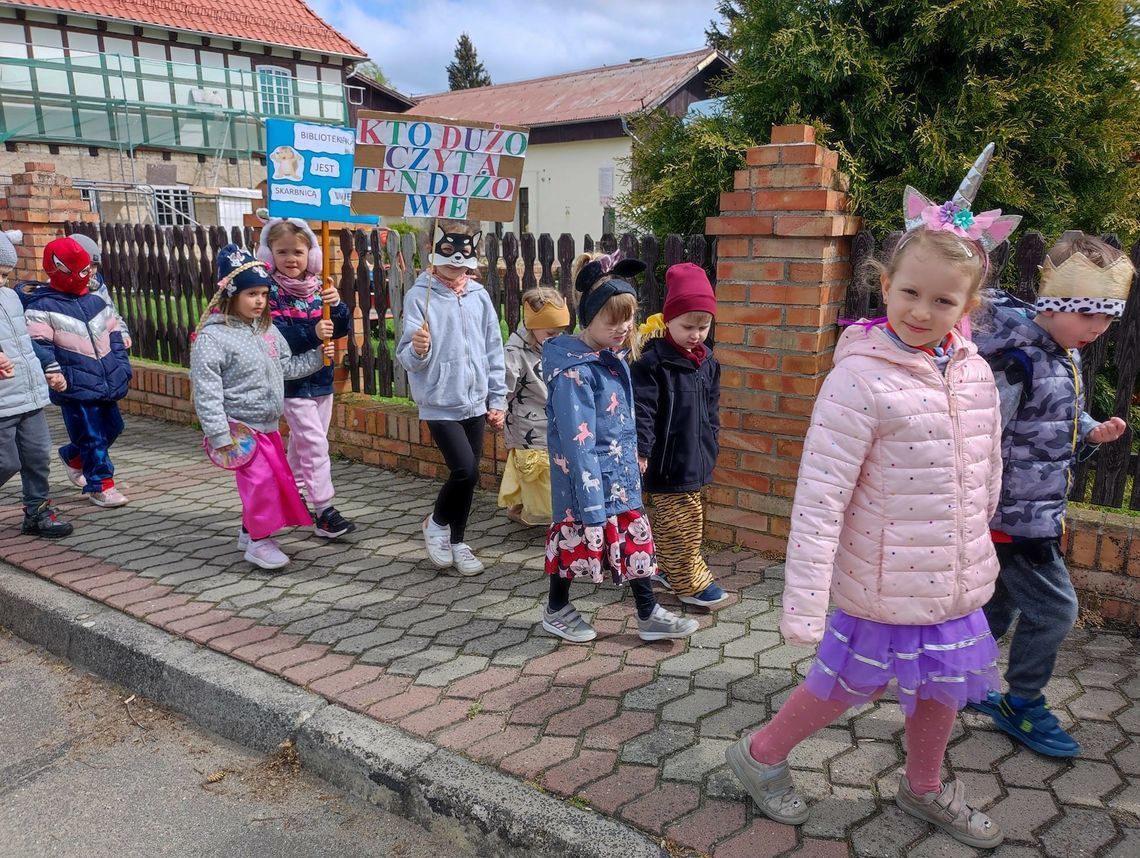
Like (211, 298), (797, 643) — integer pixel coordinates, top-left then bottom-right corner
(64, 464), (86, 488)
(244, 537), (288, 570)
(451, 543), (485, 576)
(237, 529), (250, 550)
(422, 516), (453, 568)
(90, 487), (128, 507)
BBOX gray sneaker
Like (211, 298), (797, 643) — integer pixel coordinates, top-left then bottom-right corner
(725, 734), (810, 825)
(542, 604), (597, 643)
(896, 776), (1003, 849)
(637, 604), (699, 641)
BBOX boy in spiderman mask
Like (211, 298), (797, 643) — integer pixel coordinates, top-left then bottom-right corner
(22, 236), (133, 506)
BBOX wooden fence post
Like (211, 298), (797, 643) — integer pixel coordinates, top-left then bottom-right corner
(704, 124), (861, 551)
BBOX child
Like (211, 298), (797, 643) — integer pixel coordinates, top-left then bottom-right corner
(259, 218), (354, 539)
(727, 147), (1020, 849)
(970, 231), (1134, 756)
(70, 233), (132, 352)
(24, 236), (132, 507)
(0, 228), (72, 537)
(631, 262), (727, 607)
(498, 286), (569, 526)
(396, 221), (506, 576)
(540, 250), (700, 644)
(190, 245), (330, 570)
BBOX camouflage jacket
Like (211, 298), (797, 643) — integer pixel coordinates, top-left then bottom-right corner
(974, 291), (1098, 538)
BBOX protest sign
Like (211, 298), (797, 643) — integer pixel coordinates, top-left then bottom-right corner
(351, 111), (529, 222)
(265, 119), (378, 224)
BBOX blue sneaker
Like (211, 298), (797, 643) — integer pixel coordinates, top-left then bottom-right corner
(989, 694), (1080, 757)
(679, 582), (730, 608)
(966, 689), (1002, 718)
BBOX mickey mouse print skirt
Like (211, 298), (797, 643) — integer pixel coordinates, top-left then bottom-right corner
(544, 509), (658, 584)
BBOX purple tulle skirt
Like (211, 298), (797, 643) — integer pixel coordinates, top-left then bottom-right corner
(804, 608), (1000, 717)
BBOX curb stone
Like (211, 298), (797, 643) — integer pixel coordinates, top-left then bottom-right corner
(0, 562), (664, 858)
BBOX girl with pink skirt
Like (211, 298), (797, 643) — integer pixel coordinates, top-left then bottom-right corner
(190, 244), (331, 570)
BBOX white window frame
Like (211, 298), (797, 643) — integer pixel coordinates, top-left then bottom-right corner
(151, 186), (195, 227)
(256, 65), (293, 116)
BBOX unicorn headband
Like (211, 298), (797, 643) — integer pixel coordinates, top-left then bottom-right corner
(902, 143), (1022, 259)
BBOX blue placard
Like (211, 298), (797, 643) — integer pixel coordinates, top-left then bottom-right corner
(265, 119), (379, 224)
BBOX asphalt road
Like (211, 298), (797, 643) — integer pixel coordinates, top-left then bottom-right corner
(0, 627), (474, 858)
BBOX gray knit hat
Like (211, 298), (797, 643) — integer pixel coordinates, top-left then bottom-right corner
(70, 233), (101, 264)
(0, 228), (22, 269)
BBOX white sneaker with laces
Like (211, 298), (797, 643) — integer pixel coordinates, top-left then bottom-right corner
(244, 537), (289, 570)
(90, 487), (128, 507)
(451, 543), (485, 576)
(422, 516), (453, 568)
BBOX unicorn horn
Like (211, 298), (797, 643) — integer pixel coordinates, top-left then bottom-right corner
(952, 142), (995, 210)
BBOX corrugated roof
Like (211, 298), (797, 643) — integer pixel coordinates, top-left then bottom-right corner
(411, 48), (727, 127)
(9, 0), (366, 58)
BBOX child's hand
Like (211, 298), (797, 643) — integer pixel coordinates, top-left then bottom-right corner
(0, 354), (14, 379)
(486, 409), (505, 430)
(412, 326), (431, 357)
(1087, 417), (1127, 445)
(638, 456), (648, 474)
(315, 319), (335, 340)
(321, 285), (341, 307)
(322, 341), (336, 361)
(46, 372), (66, 392)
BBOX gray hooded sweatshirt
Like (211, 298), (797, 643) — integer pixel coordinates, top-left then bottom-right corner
(190, 315), (323, 450)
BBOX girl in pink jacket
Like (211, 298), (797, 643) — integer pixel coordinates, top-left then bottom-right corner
(727, 147), (1021, 850)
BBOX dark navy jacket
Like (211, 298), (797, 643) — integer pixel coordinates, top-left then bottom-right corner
(269, 286), (350, 399)
(630, 337), (721, 493)
(22, 282), (131, 404)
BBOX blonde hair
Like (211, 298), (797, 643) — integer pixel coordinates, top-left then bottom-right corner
(1046, 231), (1123, 269)
(571, 252), (641, 360)
(867, 228), (988, 311)
(264, 220), (314, 251)
(521, 285), (566, 313)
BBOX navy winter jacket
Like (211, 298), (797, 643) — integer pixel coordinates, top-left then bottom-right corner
(269, 286), (349, 399)
(630, 337), (721, 493)
(22, 282), (131, 404)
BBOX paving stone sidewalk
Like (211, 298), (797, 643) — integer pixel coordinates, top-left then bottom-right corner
(2, 411), (1138, 857)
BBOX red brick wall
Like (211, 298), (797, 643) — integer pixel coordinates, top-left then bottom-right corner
(704, 124), (859, 553)
(0, 162), (99, 282)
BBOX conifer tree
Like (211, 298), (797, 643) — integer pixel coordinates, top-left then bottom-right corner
(447, 34), (492, 90)
(622, 1), (1140, 240)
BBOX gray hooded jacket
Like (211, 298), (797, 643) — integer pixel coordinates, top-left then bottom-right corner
(0, 287), (51, 419)
(503, 324), (548, 450)
(190, 315), (323, 450)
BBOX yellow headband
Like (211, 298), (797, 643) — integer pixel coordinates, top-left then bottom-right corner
(524, 299), (570, 330)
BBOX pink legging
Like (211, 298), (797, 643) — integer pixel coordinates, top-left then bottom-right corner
(750, 684), (957, 795)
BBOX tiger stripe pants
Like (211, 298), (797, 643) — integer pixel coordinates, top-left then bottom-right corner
(646, 490), (714, 598)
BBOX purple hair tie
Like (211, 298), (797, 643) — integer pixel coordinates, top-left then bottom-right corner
(838, 316), (888, 331)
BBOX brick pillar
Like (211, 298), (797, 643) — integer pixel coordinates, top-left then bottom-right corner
(0, 162), (98, 282)
(704, 125), (860, 551)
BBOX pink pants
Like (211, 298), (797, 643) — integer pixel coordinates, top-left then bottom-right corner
(234, 430), (312, 540)
(283, 395), (334, 510)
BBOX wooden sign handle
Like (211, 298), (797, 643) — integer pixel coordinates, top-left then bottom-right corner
(321, 221), (332, 367)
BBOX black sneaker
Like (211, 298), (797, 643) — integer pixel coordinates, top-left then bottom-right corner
(21, 502), (74, 538)
(314, 506), (355, 539)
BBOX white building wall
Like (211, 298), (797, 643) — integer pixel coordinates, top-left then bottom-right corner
(513, 137), (632, 241)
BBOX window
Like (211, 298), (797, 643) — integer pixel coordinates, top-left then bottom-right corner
(256, 65), (293, 116)
(152, 187), (194, 227)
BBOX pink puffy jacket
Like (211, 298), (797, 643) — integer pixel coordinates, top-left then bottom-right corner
(780, 325), (1003, 646)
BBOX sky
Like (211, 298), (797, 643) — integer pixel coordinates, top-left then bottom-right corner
(306, 0), (722, 96)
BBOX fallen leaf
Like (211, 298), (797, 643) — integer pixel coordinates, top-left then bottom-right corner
(206, 770), (227, 783)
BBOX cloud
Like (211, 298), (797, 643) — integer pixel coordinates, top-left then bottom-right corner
(308, 0), (720, 95)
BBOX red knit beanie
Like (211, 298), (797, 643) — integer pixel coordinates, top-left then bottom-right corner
(663, 263), (716, 322)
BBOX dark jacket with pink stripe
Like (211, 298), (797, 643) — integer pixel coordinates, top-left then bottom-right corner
(268, 286), (349, 399)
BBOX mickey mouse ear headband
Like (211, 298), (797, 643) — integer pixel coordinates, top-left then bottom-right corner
(576, 250), (646, 328)
(902, 143), (1022, 254)
(574, 249), (646, 294)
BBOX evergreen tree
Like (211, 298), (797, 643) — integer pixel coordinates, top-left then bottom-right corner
(447, 34), (492, 90)
(351, 61), (389, 86)
(623, 1), (1140, 240)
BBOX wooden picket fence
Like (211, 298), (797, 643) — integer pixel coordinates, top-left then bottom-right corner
(847, 229), (1140, 512)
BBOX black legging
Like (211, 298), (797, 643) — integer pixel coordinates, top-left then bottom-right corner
(548, 575), (657, 621)
(426, 416), (485, 543)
